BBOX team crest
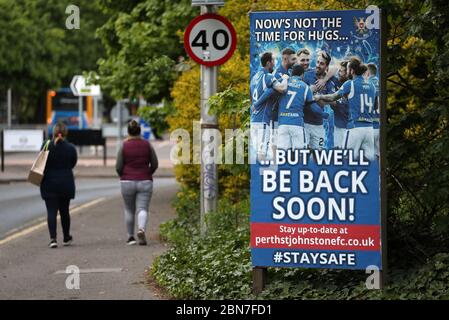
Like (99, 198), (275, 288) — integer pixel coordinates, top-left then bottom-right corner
(354, 17), (368, 35)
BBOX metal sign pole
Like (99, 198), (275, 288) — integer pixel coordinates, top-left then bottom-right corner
(78, 96), (83, 129)
(200, 4), (219, 236)
(7, 88), (12, 128)
(93, 96), (98, 128)
(1, 130), (4, 172)
(117, 101), (122, 150)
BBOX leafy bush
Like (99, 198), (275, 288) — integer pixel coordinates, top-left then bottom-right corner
(159, 186), (200, 244)
(152, 196), (253, 299)
(258, 253), (449, 300)
(153, 190), (449, 299)
(137, 100), (174, 138)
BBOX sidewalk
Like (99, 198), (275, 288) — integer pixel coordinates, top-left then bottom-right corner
(0, 178), (179, 300)
(0, 138), (175, 183)
(0, 164), (174, 183)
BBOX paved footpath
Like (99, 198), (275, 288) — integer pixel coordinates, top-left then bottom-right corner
(0, 178), (178, 300)
(0, 138), (175, 183)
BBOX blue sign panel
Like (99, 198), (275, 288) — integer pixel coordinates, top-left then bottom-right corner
(249, 9), (383, 270)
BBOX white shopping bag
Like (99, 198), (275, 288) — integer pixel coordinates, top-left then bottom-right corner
(27, 140), (50, 186)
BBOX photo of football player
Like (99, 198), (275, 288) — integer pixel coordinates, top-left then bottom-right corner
(277, 64), (315, 150)
(297, 48), (312, 72)
(314, 56), (377, 161)
(365, 62), (380, 159)
(297, 48), (339, 92)
(331, 60), (350, 149)
(303, 50), (337, 150)
(270, 48), (297, 154)
(249, 51), (287, 163)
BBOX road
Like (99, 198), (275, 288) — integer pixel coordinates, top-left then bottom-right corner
(0, 178), (175, 240)
(0, 177), (178, 299)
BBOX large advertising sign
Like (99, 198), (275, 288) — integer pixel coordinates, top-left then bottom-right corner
(250, 9), (384, 270)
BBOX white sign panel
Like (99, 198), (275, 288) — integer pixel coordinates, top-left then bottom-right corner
(70, 75), (101, 97)
(191, 0), (225, 6)
(4, 130), (44, 152)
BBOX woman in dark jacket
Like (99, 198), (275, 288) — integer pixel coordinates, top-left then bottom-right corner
(116, 120), (158, 246)
(40, 122), (77, 248)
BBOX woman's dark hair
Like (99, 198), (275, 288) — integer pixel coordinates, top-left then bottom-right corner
(348, 56), (367, 76)
(53, 122), (68, 145)
(128, 119), (141, 136)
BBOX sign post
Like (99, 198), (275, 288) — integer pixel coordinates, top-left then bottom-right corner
(117, 101), (122, 149)
(185, 1), (236, 236)
(7, 88), (12, 128)
(70, 75), (101, 129)
(1, 130), (4, 172)
(93, 96), (99, 128)
(249, 8), (386, 293)
(78, 96), (83, 129)
(110, 99), (130, 150)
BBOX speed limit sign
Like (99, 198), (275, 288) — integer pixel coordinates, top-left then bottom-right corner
(184, 13), (237, 67)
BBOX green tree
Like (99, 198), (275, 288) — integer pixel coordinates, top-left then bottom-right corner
(96, 0), (197, 102)
(0, 0), (107, 123)
(137, 100), (174, 138)
(373, 0), (449, 262)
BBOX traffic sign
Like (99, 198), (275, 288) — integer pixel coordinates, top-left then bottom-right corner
(110, 104), (130, 123)
(184, 13), (237, 67)
(70, 75), (101, 96)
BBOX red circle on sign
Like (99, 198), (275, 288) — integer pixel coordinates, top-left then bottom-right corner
(184, 13), (237, 67)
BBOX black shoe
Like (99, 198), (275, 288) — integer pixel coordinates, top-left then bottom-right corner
(137, 229), (147, 246)
(63, 235), (73, 246)
(49, 239), (58, 248)
(126, 236), (137, 246)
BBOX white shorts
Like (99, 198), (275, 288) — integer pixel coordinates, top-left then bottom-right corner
(277, 125), (307, 150)
(269, 120), (278, 150)
(373, 128), (379, 158)
(304, 123), (325, 150)
(334, 127), (346, 149)
(250, 122), (270, 163)
(343, 126), (375, 161)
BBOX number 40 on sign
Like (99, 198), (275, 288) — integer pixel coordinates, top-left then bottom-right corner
(184, 13), (237, 67)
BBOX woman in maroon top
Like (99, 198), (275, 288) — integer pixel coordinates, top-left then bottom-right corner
(116, 120), (158, 245)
